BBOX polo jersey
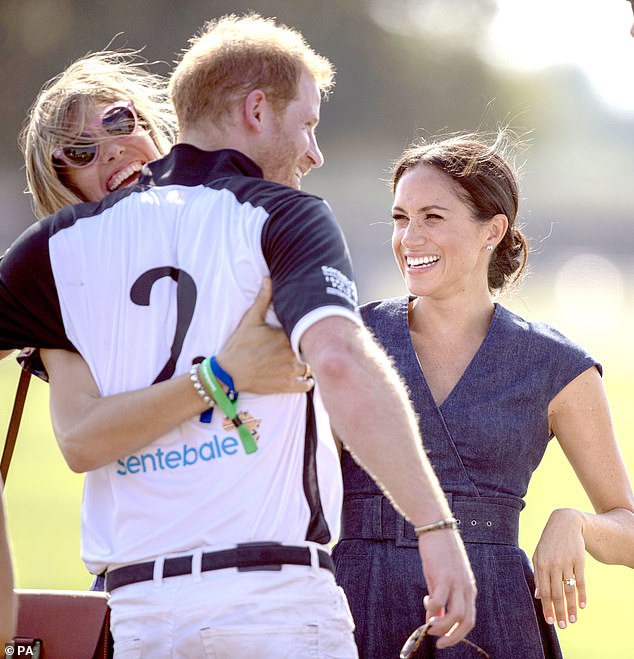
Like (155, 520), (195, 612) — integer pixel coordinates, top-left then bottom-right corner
(0, 145), (361, 573)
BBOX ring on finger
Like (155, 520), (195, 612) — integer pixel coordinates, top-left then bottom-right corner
(563, 576), (576, 588)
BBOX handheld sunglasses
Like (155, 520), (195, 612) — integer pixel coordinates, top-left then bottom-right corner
(52, 100), (143, 168)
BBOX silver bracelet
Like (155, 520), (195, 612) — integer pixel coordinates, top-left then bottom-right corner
(414, 517), (458, 537)
(189, 363), (214, 409)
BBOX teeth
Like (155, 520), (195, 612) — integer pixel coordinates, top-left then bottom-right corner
(108, 161), (143, 191)
(407, 255), (439, 266)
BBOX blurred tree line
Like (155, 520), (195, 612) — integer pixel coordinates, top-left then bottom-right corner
(1, 0), (633, 297)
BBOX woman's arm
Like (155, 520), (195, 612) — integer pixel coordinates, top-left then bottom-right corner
(0, 484), (16, 645)
(533, 365), (634, 628)
(43, 278), (311, 472)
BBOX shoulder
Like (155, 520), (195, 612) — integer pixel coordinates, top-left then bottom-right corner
(494, 304), (601, 374)
(359, 296), (409, 329)
(496, 304), (584, 349)
(259, 187), (345, 260)
(1, 215), (55, 278)
(221, 176), (330, 220)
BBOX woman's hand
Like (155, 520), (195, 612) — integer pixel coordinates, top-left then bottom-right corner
(532, 508), (586, 629)
(217, 278), (313, 395)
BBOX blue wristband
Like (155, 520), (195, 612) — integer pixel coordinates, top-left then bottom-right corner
(210, 356), (238, 402)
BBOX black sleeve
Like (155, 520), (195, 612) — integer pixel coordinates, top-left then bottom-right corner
(261, 193), (358, 338)
(0, 219), (76, 351)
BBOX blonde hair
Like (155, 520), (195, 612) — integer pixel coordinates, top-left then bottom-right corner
(169, 13), (335, 132)
(19, 50), (177, 218)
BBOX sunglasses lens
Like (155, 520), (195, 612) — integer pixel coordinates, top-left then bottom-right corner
(54, 102), (138, 168)
(102, 105), (136, 136)
(61, 143), (98, 167)
(400, 628), (424, 659)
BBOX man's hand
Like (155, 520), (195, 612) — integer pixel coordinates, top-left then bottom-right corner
(418, 529), (477, 648)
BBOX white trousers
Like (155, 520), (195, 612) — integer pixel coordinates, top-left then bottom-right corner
(108, 554), (358, 659)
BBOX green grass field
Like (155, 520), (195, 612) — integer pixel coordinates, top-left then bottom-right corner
(1, 291), (633, 658)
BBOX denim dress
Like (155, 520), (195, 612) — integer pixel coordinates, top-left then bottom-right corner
(333, 297), (600, 659)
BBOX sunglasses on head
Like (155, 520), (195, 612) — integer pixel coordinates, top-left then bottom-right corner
(52, 100), (141, 168)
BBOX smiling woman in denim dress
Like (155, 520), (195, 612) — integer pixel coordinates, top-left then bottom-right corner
(333, 133), (634, 658)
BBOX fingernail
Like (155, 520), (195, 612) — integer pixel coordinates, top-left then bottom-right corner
(547, 617), (554, 625)
(569, 615), (576, 623)
(558, 620), (566, 629)
(534, 589), (539, 598)
(580, 602), (586, 609)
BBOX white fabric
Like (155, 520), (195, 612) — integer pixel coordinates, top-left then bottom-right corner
(47, 184), (353, 573)
(108, 560), (358, 659)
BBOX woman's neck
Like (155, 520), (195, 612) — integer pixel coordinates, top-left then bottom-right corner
(408, 290), (495, 340)
(407, 291), (497, 407)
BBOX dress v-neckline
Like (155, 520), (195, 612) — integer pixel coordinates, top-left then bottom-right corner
(403, 298), (501, 410)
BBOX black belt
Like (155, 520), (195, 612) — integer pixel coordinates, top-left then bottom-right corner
(105, 542), (334, 593)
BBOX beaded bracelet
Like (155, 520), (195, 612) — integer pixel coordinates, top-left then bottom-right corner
(414, 517), (458, 537)
(189, 364), (214, 409)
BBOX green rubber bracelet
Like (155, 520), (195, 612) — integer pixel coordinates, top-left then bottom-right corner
(199, 359), (258, 454)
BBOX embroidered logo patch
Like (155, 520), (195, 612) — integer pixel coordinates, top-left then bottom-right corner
(321, 266), (358, 307)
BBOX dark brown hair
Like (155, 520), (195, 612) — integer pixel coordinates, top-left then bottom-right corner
(391, 132), (528, 293)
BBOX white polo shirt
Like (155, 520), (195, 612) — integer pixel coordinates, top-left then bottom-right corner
(0, 146), (361, 573)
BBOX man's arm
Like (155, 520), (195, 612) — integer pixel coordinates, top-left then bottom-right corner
(301, 315), (477, 648)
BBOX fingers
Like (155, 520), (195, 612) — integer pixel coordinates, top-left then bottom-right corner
(576, 570), (587, 612)
(535, 566), (585, 629)
(290, 374), (315, 393)
(241, 277), (272, 325)
(422, 594), (444, 624)
(422, 586), (476, 649)
(292, 361), (314, 392)
(550, 574), (571, 629)
(532, 507), (587, 628)
(417, 532), (476, 649)
(562, 575), (578, 625)
(298, 377), (315, 392)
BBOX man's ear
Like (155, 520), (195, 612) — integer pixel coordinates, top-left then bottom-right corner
(488, 213), (509, 246)
(243, 89), (268, 132)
